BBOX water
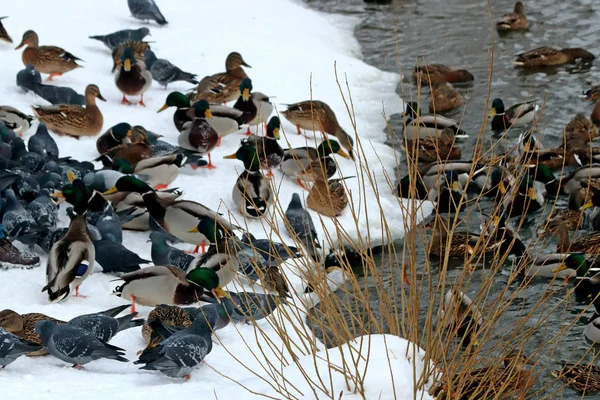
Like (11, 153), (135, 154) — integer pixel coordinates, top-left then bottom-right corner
(302, 0), (600, 397)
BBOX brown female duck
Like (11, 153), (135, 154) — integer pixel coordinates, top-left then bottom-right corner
(428, 82), (463, 113)
(190, 52), (251, 104)
(514, 47), (595, 68)
(96, 125), (152, 168)
(306, 161), (352, 217)
(32, 84), (105, 137)
(413, 64), (474, 85)
(405, 127), (461, 162)
(496, 2), (529, 32)
(0, 309), (63, 356)
(141, 305), (192, 349)
(15, 30), (82, 80)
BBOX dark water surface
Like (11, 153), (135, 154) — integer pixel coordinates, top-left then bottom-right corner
(302, 0), (600, 397)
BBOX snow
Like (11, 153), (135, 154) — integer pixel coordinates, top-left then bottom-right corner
(0, 0), (434, 398)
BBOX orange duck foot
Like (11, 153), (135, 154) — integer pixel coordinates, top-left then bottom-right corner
(75, 286), (87, 298)
(139, 95), (146, 107)
(296, 178), (309, 190)
(245, 127), (251, 136)
(296, 125), (302, 135)
(47, 72), (63, 81)
(130, 296), (136, 314)
(121, 95), (132, 105)
(154, 184), (169, 191)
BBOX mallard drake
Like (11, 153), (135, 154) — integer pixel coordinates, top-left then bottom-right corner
(231, 77), (258, 128)
(401, 101), (467, 139)
(157, 91), (192, 132)
(0, 16), (12, 43)
(96, 122), (132, 155)
(502, 174), (545, 218)
(0, 106), (33, 135)
(41, 187), (94, 302)
(247, 92), (274, 132)
(141, 305), (192, 349)
(431, 351), (536, 400)
(282, 100), (355, 159)
(114, 266), (224, 313)
(306, 161), (352, 217)
(96, 125), (152, 168)
(178, 100), (219, 169)
(404, 127), (461, 162)
(523, 252), (591, 278)
(553, 362), (600, 395)
(190, 52), (251, 104)
(489, 98), (538, 131)
(224, 144), (272, 218)
(104, 176), (238, 252)
(428, 82), (463, 113)
(413, 64), (474, 85)
(472, 166), (514, 199)
(281, 139), (350, 188)
(427, 215), (505, 257)
(111, 40), (150, 73)
(559, 165), (600, 194)
(0, 309), (63, 356)
(540, 188), (590, 234)
(496, 2), (529, 32)
(112, 153), (186, 190)
(514, 47), (595, 68)
(438, 289), (482, 347)
(115, 47), (152, 106)
(242, 116), (284, 176)
(32, 84), (105, 137)
(15, 30), (82, 80)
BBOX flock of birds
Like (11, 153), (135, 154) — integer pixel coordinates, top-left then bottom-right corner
(0, 0), (362, 381)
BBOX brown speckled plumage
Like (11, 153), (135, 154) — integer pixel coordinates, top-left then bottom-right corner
(413, 64), (474, 85)
(262, 268), (289, 298)
(306, 163), (351, 217)
(429, 82), (463, 113)
(97, 125), (151, 167)
(16, 30), (82, 76)
(515, 47), (595, 68)
(190, 52), (251, 104)
(0, 309), (64, 356)
(141, 305), (192, 349)
(111, 40), (150, 72)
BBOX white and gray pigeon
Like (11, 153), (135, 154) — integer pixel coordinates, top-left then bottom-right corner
(127, 0), (168, 25)
(68, 307), (144, 343)
(28, 122), (59, 159)
(0, 327), (42, 368)
(16, 64), (41, 93)
(89, 27), (151, 50)
(35, 320), (128, 368)
(144, 50), (198, 88)
(32, 83), (85, 106)
(284, 193), (321, 262)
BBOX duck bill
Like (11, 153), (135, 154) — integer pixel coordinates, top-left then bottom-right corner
(451, 181), (460, 191)
(498, 181), (507, 194)
(223, 153), (237, 159)
(212, 286), (228, 298)
(15, 41), (25, 50)
(241, 61), (252, 68)
(273, 128), (280, 140)
(527, 187), (537, 200)
(204, 110), (213, 119)
(337, 148), (350, 159)
(66, 170), (76, 183)
(488, 108), (496, 118)
(126, 129), (132, 138)
(157, 104), (169, 113)
(124, 58), (132, 72)
(97, 93), (106, 102)
(242, 88), (251, 101)
(103, 186), (118, 195)
(581, 200), (594, 211)
(52, 191), (65, 205)
(188, 227), (199, 233)
(552, 263), (567, 274)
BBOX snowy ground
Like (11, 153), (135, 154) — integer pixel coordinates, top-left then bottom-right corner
(0, 0), (434, 398)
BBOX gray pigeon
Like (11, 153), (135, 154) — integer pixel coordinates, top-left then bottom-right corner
(32, 83), (85, 106)
(16, 64), (41, 93)
(284, 193), (321, 262)
(225, 292), (282, 323)
(35, 320), (128, 368)
(241, 232), (302, 265)
(144, 50), (198, 88)
(2, 188), (39, 245)
(128, 0), (168, 25)
(0, 327), (42, 367)
(89, 27), (151, 50)
(69, 308), (144, 343)
(26, 189), (58, 229)
(93, 202), (124, 244)
(28, 122), (59, 159)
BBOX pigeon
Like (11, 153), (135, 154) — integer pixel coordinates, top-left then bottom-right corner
(26, 189), (58, 229)
(127, 0), (168, 25)
(16, 64), (41, 93)
(92, 202), (124, 244)
(27, 122), (59, 159)
(149, 231), (194, 271)
(284, 193), (321, 262)
(2, 188), (40, 245)
(0, 327), (42, 368)
(35, 320), (128, 368)
(32, 83), (85, 106)
(89, 27), (151, 50)
(0, 16), (12, 43)
(241, 232), (302, 265)
(68, 306), (144, 342)
(223, 291), (282, 323)
(144, 50), (198, 88)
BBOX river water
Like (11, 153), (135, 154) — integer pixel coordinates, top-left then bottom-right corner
(302, 0), (600, 397)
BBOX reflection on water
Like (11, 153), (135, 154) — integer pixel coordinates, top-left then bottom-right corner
(303, 0), (600, 397)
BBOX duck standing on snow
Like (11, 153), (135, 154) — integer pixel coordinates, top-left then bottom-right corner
(15, 30), (82, 81)
(246, 92), (274, 133)
(0, 106), (33, 136)
(157, 91), (192, 132)
(111, 153), (186, 190)
(224, 144), (272, 218)
(243, 116), (284, 176)
(190, 52), (251, 104)
(0, 309), (64, 356)
(144, 50), (198, 88)
(128, 0), (168, 25)
(32, 84), (105, 137)
(0, 16), (12, 43)
(232, 78), (258, 134)
(115, 47), (152, 106)
(178, 100), (219, 169)
(96, 125), (152, 168)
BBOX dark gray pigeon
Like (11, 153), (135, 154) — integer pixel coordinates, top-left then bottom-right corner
(144, 50), (198, 88)
(128, 0), (168, 25)
(35, 320), (128, 368)
(0, 327), (42, 367)
(26, 189), (58, 229)
(241, 232), (302, 265)
(284, 193), (321, 262)
(93, 239), (148, 274)
(16, 64), (41, 93)
(28, 122), (59, 159)
(2, 188), (39, 245)
(93, 202), (124, 244)
(224, 292), (282, 323)
(89, 27), (151, 50)
(32, 83), (85, 106)
(69, 308), (144, 343)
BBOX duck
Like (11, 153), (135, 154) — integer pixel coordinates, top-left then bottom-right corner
(557, 223), (600, 255)
(281, 139), (350, 188)
(96, 122), (132, 155)
(522, 252), (591, 278)
(514, 47), (595, 68)
(224, 144), (272, 218)
(401, 101), (467, 139)
(32, 84), (105, 138)
(141, 305), (193, 349)
(428, 82), (463, 113)
(157, 91), (192, 132)
(496, 2), (529, 32)
(149, 231), (194, 271)
(96, 125), (152, 168)
(438, 289), (482, 348)
(282, 100), (355, 159)
(231, 77), (258, 128)
(413, 64), (474, 85)
(114, 266), (225, 313)
(552, 362), (600, 395)
(306, 161), (352, 217)
(190, 52), (251, 104)
(15, 30), (82, 80)
(104, 176), (238, 252)
(112, 153), (186, 190)
(115, 47), (152, 106)
(565, 112), (598, 144)
(111, 40), (150, 73)
(489, 98), (538, 131)
(559, 165), (600, 194)
(404, 127), (461, 162)
(0, 106), (33, 135)
(178, 100), (219, 169)
(502, 174), (545, 218)
(247, 92), (274, 133)
(0, 17), (11, 43)
(0, 310), (62, 356)
(242, 116), (284, 176)
(41, 185), (94, 302)
(539, 188), (590, 234)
